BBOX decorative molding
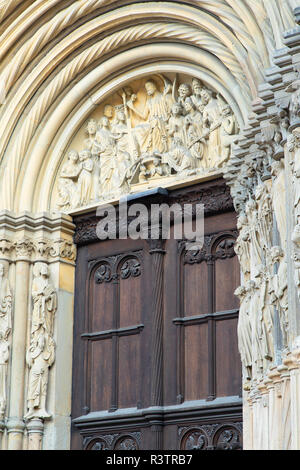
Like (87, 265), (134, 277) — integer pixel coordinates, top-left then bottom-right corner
(73, 179), (234, 246)
(0, 212), (76, 264)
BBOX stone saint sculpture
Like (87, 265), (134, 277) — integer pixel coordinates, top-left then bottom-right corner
(0, 263), (11, 419)
(25, 263), (57, 420)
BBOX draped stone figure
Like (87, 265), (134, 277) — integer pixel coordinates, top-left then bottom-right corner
(245, 198), (263, 278)
(25, 263), (57, 420)
(0, 336), (9, 420)
(57, 150), (81, 209)
(111, 109), (131, 162)
(202, 88), (222, 168)
(184, 98), (206, 167)
(258, 266), (274, 365)
(97, 116), (130, 198)
(84, 119), (99, 157)
(78, 150), (94, 206)
(128, 79), (173, 154)
(255, 184), (273, 265)
(84, 119), (101, 200)
(0, 263), (12, 419)
(235, 213), (251, 281)
(248, 279), (264, 378)
(190, 78), (204, 112)
(159, 137), (196, 175)
(270, 246), (289, 349)
(271, 161), (287, 250)
(235, 284), (252, 384)
(249, 268), (273, 378)
(290, 128), (300, 224)
(219, 104), (239, 166)
(96, 116), (119, 198)
(177, 83), (192, 108)
(167, 102), (186, 146)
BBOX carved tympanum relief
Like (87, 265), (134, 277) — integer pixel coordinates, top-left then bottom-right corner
(56, 75), (239, 210)
(25, 262), (57, 420)
(0, 263), (12, 420)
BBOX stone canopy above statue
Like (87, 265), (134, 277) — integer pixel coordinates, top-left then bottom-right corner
(55, 74), (239, 211)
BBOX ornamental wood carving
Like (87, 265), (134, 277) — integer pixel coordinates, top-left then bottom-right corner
(179, 423), (242, 450)
(84, 432), (141, 450)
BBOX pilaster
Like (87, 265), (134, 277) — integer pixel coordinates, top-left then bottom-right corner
(0, 211), (76, 450)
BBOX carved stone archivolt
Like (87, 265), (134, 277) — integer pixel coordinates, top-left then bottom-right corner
(56, 74), (239, 210)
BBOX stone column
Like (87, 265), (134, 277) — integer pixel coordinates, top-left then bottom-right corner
(268, 367), (282, 450)
(27, 419), (44, 450)
(0, 418), (5, 449)
(279, 362), (291, 450)
(7, 242), (33, 450)
(257, 380), (269, 450)
(249, 386), (259, 449)
(286, 340), (300, 449)
(242, 391), (253, 450)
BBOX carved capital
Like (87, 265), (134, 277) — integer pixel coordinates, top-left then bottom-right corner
(147, 238), (167, 255)
(48, 239), (76, 263)
(34, 239), (51, 261)
(0, 238), (13, 260)
(33, 238), (76, 264)
(14, 239), (35, 261)
(6, 418), (25, 434)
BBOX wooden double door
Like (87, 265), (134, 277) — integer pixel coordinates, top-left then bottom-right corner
(71, 178), (242, 450)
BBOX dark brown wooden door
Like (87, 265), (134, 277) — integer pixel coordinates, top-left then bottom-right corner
(71, 178), (242, 450)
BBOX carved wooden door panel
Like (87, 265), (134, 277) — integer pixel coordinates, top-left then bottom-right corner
(71, 178), (243, 450)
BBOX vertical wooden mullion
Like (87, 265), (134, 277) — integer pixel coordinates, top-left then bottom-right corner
(109, 274), (120, 412)
(207, 257), (216, 401)
(83, 268), (92, 415)
(150, 245), (165, 407)
(176, 247), (184, 404)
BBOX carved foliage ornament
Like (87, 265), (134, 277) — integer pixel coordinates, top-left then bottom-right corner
(56, 74), (239, 211)
(0, 237), (76, 263)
